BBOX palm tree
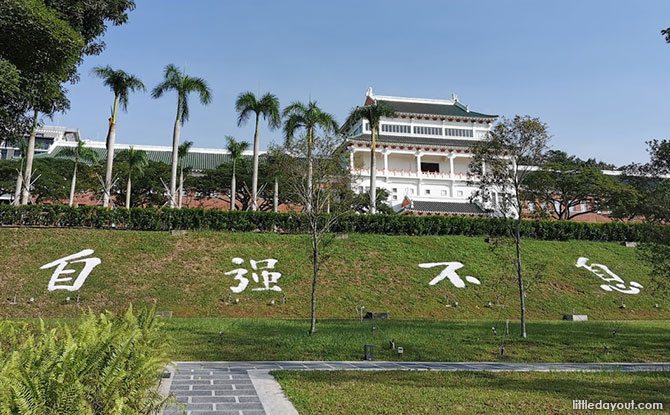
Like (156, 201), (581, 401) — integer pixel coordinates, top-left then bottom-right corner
(346, 101), (395, 214)
(92, 66), (145, 208)
(225, 136), (250, 211)
(117, 146), (149, 209)
(152, 64), (212, 208)
(177, 140), (193, 209)
(283, 100), (338, 212)
(56, 139), (99, 206)
(235, 92), (280, 211)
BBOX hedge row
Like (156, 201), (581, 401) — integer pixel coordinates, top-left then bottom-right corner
(0, 204), (654, 242)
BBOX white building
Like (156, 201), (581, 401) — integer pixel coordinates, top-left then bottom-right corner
(342, 88), (498, 215)
(0, 126), (80, 160)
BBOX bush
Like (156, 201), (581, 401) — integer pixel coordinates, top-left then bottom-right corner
(0, 204), (657, 242)
(0, 305), (175, 415)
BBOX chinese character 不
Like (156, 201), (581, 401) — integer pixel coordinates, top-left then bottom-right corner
(40, 249), (101, 292)
(419, 261), (481, 288)
(224, 257), (282, 293)
(576, 257), (643, 295)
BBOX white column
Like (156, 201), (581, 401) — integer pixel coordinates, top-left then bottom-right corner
(449, 155), (455, 179)
(416, 151), (422, 195)
(349, 149), (355, 171)
(383, 149), (389, 178)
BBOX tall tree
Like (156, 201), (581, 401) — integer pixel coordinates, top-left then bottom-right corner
(152, 64), (211, 208)
(117, 147), (148, 209)
(235, 92), (280, 211)
(225, 136), (249, 211)
(524, 162), (629, 220)
(56, 139), (98, 206)
(92, 66), (144, 208)
(177, 140), (192, 209)
(345, 101), (395, 214)
(282, 101), (338, 213)
(11, 140), (29, 205)
(277, 136), (352, 334)
(469, 115), (550, 338)
(2, 0), (135, 201)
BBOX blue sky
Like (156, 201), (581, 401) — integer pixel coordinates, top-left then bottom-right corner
(56, 0), (670, 166)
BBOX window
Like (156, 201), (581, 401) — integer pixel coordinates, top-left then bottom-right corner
(349, 125), (362, 137)
(457, 190), (464, 197)
(392, 195), (398, 201)
(413, 126), (443, 135)
(441, 190), (448, 196)
(381, 124), (411, 134)
(445, 128), (474, 138)
(425, 189), (431, 195)
(421, 162), (439, 173)
(409, 188), (415, 195)
(392, 188), (397, 193)
(363, 122), (370, 132)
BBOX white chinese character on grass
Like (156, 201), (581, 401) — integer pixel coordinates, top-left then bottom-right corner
(419, 262), (481, 288)
(576, 257), (643, 295)
(225, 257), (282, 293)
(40, 249), (101, 292)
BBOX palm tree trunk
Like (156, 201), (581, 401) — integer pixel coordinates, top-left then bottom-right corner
(369, 126), (377, 214)
(13, 167), (23, 206)
(69, 162), (78, 207)
(126, 174), (132, 209)
(103, 96), (119, 208)
(20, 110), (38, 205)
(169, 108), (181, 208)
(251, 114), (260, 211)
(306, 126), (314, 213)
(231, 162), (236, 211)
(273, 177), (278, 213)
(178, 167), (184, 209)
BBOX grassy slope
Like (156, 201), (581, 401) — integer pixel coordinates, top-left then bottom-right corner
(1, 228), (667, 319)
(274, 371), (670, 415)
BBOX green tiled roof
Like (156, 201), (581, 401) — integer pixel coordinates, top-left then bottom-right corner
(39, 146), (248, 171)
(379, 100), (497, 119)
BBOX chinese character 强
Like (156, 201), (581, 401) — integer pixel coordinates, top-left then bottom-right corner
(40, 249), (101, 292)
(419, 261), (481, 288)
(225, 257), (283, 293)
(575, 257), (643, 295)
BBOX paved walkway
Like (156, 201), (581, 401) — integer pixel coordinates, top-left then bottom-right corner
(164, 361), (670, 415)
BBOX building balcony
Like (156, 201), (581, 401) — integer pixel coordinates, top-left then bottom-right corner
(351, 168), (477, 181)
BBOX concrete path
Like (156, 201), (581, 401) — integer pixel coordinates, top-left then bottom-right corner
(164, 361), (670, 415)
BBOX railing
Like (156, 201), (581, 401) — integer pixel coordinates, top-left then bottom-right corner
(351, 168), (478, 181)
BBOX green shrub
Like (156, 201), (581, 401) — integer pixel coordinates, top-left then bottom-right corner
(0, 305), (175, 415)
(0, 204), (657, 242)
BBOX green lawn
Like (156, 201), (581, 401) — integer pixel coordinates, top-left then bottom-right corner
(162, 318), (670, 362)
(273, 370), (670, 414)
(1, 228), (667, 320)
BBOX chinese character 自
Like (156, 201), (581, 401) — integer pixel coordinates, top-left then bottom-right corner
(40, 249), (101, 292)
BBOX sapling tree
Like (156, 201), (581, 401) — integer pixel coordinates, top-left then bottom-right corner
(469, 115), (550, 338)
(276, 135), (353, 335)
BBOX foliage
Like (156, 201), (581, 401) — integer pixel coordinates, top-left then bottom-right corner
(524, 163), (631, 220)
(91, 66), (145, 113)
(469, 115), (551, 338)
(0, 305), (173, 415)
(350, 188), (393, 214)
(43, 0), (136, 56)
(0, 0), (84, 141)
(0, 204), (660, 241)
(152, 64), (211, 124)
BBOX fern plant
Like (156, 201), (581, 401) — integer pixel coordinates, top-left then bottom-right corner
(0, 305), (175, 415)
